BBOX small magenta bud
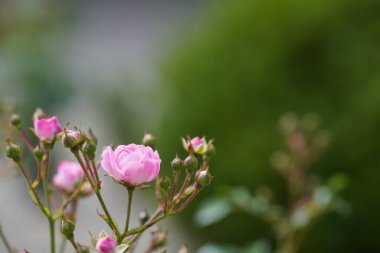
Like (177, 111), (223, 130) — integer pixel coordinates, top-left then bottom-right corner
(184, 154), (198, 173)
(33, 145), (44, 161)
(142, 132), (156, 148)
(171, 154), (184, 172)
(5, 140), (21, 161)
(10, 114), (21, 129)
(159, 176), (171, 192)
(139, 211), (150, 224)
(96, 236), (117, 253)
(195, 169), (213, 187)
(82, 140), (96, 160)
(60, 219), (75, 237)
(61, 130), (79, 149)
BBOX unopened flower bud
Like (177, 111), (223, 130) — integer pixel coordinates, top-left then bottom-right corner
(139, 211), (150, 224)
(195, 169), (213, 188)
(61, 130), (80, 149)
(171, 155), (184, 172)
(60, 219), (75, 237)
(82, 140), (96, 160)
(142, 132), (156, 148)
(159, 176), (171, 192)
(10, 114), (21, 129)
(205, 142), (216, 157)
(33, 145), (44, 161)
(5, 141), (21, 161)
(184, 155), (198, 173)
(96, 236), (117, 253)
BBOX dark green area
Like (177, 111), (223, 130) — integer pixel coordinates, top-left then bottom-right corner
(159, 0), (380, 252)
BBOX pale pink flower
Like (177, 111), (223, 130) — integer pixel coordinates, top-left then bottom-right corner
(96, 236), (117, 253)
(53, 161), (85, 193)
(191, 137), (204, 150)
(33, 115), (62, 141)
(101, 144), (161, 186)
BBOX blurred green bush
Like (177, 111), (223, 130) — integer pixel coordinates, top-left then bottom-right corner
(158, 0), (380, 252)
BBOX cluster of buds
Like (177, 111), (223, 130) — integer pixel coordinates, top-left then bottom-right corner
(2, 108), (215, 253)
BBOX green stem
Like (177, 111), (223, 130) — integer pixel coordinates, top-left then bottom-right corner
(16, 162), (50, 218)
(90, 159), (101, 188)
(48, 219), (56, 253)
(124, 188), (134, 234)
(43, 151), (55, 253)
(72, 150), (120, 236)
(0, 225), (13, 253)
(118, 188), (134, 243)
(68, 237), (79, 251)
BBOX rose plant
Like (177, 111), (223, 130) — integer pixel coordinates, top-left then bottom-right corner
(1, 108), (215, 253)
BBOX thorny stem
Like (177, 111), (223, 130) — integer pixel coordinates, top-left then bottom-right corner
(0, 225), (13, 253)
(72, 149), (120, 237)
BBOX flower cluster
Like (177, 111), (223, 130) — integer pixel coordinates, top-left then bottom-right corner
(2, 108), (215, 253)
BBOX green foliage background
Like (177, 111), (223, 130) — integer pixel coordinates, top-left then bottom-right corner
(158, 0), (380, 252)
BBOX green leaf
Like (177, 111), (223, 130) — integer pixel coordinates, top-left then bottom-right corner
(194, 197), (232, 227)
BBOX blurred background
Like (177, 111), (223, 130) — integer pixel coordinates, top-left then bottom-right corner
(1, 0), (380, 252)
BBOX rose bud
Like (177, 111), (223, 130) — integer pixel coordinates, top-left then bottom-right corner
(171, 154), (184, 172)
(96, 236), (117, 253)
(53, 161), (86, 194)
(195, 168), (213, 188)
(205, 141), (216, 157)
(184, 154), (198, 174)
(5, 140), (21, 161)
(81, 140), (96, 160)
(33, 145), (44, 161)
(142, 132), (156, 148)
(159, 175), (171, 192)
(10, 114), (21, 129)
(33, 113), (62, 142)
(61, 129), (81, 149)
(101, 144), (161, 186)
(190, 137), (207, 155)
(60, 219), (75, 237)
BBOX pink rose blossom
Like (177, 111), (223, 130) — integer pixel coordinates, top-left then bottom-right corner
(33, 115), (62, 141)
(96, 236), (117, 253)
(191, 137), (204, 149)
(53, 161), (85, 193)
(101, 144), (161, 186)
